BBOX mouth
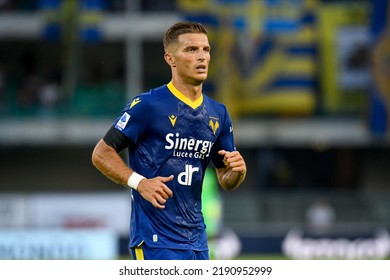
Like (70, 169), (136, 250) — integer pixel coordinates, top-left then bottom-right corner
(195, 65), (207, 72)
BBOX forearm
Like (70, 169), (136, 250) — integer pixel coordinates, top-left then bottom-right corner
(217, 167), (246, 191)
(91, 139), (132, 186)
(92, 139), (174, 209)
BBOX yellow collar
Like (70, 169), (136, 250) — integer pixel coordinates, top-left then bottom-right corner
(167, 81), (203, 109)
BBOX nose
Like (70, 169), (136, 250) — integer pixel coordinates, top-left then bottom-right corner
(197, 50), (207, 61)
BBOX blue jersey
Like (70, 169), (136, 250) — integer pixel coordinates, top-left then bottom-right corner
(113, 82), (236, 251)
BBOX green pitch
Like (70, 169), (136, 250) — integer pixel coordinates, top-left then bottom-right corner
(119, 253), (390, 260)
(119, 253), (288, 260)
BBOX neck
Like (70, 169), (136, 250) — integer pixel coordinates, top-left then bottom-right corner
(171, 77), (203, 102)
(167, 81), (204, 109)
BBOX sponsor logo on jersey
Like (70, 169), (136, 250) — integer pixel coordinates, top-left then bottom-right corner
(130, 97), (141, 108)
(115, 112), (130, 130)
(178, 164), (199, 186)
(165, 133), (214, 159)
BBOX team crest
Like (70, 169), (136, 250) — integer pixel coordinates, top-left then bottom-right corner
(209, 118), (219, 134)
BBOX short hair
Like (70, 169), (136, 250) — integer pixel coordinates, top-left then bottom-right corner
(163, 21), (208, 51)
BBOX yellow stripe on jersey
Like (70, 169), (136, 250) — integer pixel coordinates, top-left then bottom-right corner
(135, 242), (145, 260)
(167, 81), (203, 109)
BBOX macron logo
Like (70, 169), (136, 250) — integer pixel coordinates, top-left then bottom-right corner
(130, 98), (141, 108)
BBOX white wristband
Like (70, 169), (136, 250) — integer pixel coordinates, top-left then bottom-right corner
(127, 172), (145, 191)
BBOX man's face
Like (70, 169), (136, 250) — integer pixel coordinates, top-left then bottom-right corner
(167, 33), (211, 85)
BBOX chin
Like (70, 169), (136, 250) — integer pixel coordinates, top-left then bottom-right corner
(188, 74), (207, 85)
(196, 74), (208, 82)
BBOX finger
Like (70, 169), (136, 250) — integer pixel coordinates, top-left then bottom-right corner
(226, 152), (242, 163)
(154, 203), (165, 209)
(219, 150), (230, 165)
(158, 187), (173, 199)
(228, 163), (242, 172)
(159, 175), (174, 182)
(163, 186), (173, 198)
(156, 196), (167, 205)
(151, 197), (166, 209)
(157, 175), (174, 197)
(232, 165), (246, 173)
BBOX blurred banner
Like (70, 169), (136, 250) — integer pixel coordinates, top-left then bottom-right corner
(369, 0), (390, 136)
(0, 195), (25, 228)
(39, 0), (62, 40)
(282, 228), (390, 260)
(0, 229), (117, 260)
(39, 0), (104, 42)
(0, 193), (128, 259)
(0, 193), (130, 236)
(318, 2), (370, 114)
(179, 0), (318, 118)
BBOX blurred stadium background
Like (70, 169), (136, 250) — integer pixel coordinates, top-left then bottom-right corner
(1, 0), (390, 260)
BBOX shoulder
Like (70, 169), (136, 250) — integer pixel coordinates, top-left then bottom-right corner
(203, 95), (233, 132)
(204, 94), (223, 106)
(124, 84), (168, 111)
(203, 94), (229, 114)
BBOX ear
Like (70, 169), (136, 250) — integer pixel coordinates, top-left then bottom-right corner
(164, 52), (176, 67)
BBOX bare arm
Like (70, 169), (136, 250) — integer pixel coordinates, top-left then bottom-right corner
(92, 139), (132, 186)
(216, 150), (247, 191)
(91, 139), (174, 208)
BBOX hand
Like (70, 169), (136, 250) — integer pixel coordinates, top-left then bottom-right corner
(137, 175), (174, 209)
(218, 150), (246, 174)
(216, 150), (247, 191)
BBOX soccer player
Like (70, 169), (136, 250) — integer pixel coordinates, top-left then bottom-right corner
(91, 21), (247, 260)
